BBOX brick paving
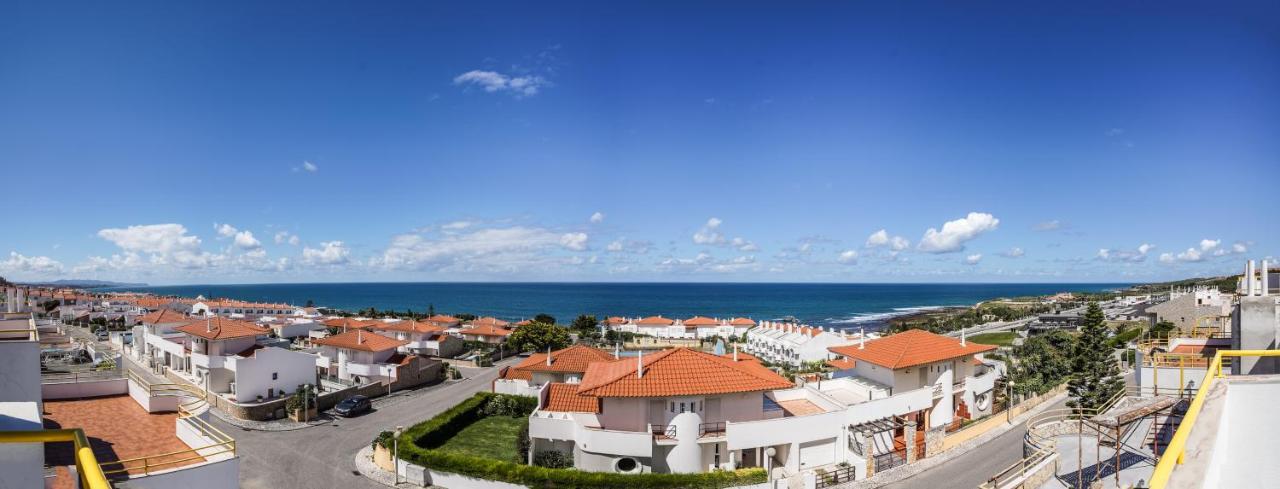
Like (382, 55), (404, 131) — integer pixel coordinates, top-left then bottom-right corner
(42, 395), (203, 481)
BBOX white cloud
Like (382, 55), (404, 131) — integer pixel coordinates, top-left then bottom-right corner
(97, 224), (216, 269)
(965, 253), (983, 265)
(1232, 242), (1248, 253)
(303, 161), (317, 172)
(917, 212), (1000, 253)
(560, 233), (589, 251)
(1106, 128), (1125, 137)
(1199, 239), (1220, 252)
(1176, 248), (1204, 263)
(731, 237), (758, 252)
(274, 231), (300, 246)
(0, 252), (64, 275)
(865, 229), (909, 251)
(233, 230), (262, 249)
(215, 223), (237, 238)
(1000, 247), (1025, 258)
(453, 70), (548, 98)
(1159, 253), (1175, 264)
(376, 226), (583, 272)
(1033, 220), (1062, 232)
(302, 241), (350, 265)
(693, 217), (726, 245)
(1096, 243), (1154, 263)
(441, 221), (473, 231)
(837, 250), (858, 265)
(590, 212), (605, 224)
(605, 239), (653, 254)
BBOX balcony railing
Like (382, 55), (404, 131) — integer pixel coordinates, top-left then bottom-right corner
(651, 424), (677, 439)
(698, 421), (726, 438)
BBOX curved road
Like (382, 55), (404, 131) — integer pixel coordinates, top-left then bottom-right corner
(209, 363), (506, 489)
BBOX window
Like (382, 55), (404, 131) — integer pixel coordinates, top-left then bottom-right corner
(615, 457), (639, 473)
(670, 401), (675, 413)
(272, 372), (278, 380)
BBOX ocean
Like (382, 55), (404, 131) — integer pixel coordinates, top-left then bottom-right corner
(101, 282), (1125, 331)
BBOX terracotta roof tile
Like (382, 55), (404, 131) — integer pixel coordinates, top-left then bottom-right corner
(173, 317), (271, 341)
(140, 309), (189, 325)
(605, 316), (627, 325)
(576, 348), (792, 398)
(827, 329), (995, 370)
(499, 366), (532, 381)
(636, 316), (675, 326)
(368, 320), (447, 335)
(515, 345), (616, 374)
(461, 324), (512, 337)
(321, 317), (380, 330)
(470, 317), (510, 328)
(729, 317), (756, 326)
(425, 314), (461, 324)
(683, 316), (718, 326)
(543, 383), (600, 413)
(313, 329), (408, 352)
(825, 358), (857, 370)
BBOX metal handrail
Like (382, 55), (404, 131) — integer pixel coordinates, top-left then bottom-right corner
(0, 429), (110, 489)
(1149, 350), (1280, 488)
(984, 386), (1131, 488)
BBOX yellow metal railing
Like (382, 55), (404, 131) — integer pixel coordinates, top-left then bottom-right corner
(102, 370), (234, 477)
(1149, 350), (1280, 488)
(0, 428), (111, 489)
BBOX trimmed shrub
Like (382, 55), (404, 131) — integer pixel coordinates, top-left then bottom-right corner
(398, 392), (767, 488)
(532, 450), (572, 469)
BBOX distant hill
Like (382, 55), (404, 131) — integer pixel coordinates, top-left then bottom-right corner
(1131, 274), (1239, 293)
(21, 279), (149, 289)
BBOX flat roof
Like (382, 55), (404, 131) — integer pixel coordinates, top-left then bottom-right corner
(42, 395), (203, 479)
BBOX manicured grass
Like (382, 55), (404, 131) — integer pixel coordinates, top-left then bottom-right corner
(969, 331), (1018, 347)
(436, 415), (527, 462)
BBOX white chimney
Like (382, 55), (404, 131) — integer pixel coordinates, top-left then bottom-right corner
(636, 349), (644, 379)
(358, 330), (363, 343)
(547, 346), (553, 366)
(734, 343), (739, 361)
(1246, 260), (1256, 295)
(614, 342), (620, 359)
(1262, 260), (1270, 297)
(206, 317), (212, 333)
(961, 326), (966, 347)
(859, 327), (866, 350)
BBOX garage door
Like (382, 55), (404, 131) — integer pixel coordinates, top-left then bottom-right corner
(798, 438), (836, 468)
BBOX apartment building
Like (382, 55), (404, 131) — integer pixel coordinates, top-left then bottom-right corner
(191, 298), (302, 320)
(367, 319), (465, 358)
(742, 320), (864, 367)
(171, 318), (317, 403)
(458, 323), (513, 344)
(605, 315), (756, 339)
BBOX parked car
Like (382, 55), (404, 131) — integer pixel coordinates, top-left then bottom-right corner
(333, 395), (371, 417)
(94, 330), (109, 341)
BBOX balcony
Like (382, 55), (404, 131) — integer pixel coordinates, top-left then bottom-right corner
(698, 421), (726, 440)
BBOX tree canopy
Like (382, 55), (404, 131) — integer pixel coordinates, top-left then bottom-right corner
(533, 313), (556, 325)
(570, 314), (598, 332)
(506, 321), (571, 352)
(1067, 302), (1125, 411)
(1009, 330), (1074, 396)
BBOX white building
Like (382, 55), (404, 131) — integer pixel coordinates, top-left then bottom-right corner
(367, 319), (465, 358)
(494, 344), (617, 396)
(312, 329), (409, 384)
(526, 330), (1000, 480)
(604, 316), (756, 339)
(742, 321), (864, 367)
(171, 317), (317, 403)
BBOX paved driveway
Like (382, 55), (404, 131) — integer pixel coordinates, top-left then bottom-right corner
(213, 362), (509, 489)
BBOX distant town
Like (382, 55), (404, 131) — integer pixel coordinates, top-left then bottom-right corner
(1, 259), (1275, 489)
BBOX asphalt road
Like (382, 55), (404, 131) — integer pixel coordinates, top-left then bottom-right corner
(882, 396), (1069, 489)
(210, 362), (508, 489)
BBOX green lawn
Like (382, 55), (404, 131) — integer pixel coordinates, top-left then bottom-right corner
(436, 416), (527, 463)
(969, 331), (1018, 347)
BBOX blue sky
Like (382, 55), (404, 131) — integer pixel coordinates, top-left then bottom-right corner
(1, 1), (1277, 284)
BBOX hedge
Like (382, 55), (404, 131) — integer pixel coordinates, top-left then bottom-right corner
(398, 392), (767, 489)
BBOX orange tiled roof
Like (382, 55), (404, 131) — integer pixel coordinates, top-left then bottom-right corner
(683, 316), (718, 326)
(425, 314), (461, 324)
(470, 317), (510, 328)
(140, 309), (190, 325)
(369, 320), (447, 334)
(313, 329), (407, 352)
(499, 365), (532, 381)
(516, 345), (616, 374)
(543, 383), (600, 413)
(636, 316), (674, 326)
(576, 348), (792, 398)
(515, 319), (534, 327)
(461, 324), (512, 337)
(827, 329), (995, 370)
(174, 317), (271, 341)
(605, 316), (627, 325)
(825, 358), (857, 370)
(729, 317), (756, 326)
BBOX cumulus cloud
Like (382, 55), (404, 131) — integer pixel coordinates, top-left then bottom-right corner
(917, 212), (1000, 253)
(231, 230), (261, 249)
(1159, 253), (1175, 264)
(453, 70), (548, 98)
(965, 253), (983, 265)
(731, 237), (759, 252)
(605, 239), (653, 254)
(1176, 248), (1204, 263)
(274, 231), (300, 246)
(866, 229), (910, 251)
(1000, 247), (1025, 258)
(559, 233), (589, 251)
(590, 212), (605, 224)
(693, 217), (726, 245)
(302, 241), (350, 265)
(658, 252), (758, 273)
(837, 250), (858, 265)
(0, 252), (64, 275)
(441, 221), (473, 232)
(215, 223), (238, 238)
(97, 224), (217, 269)
(1199, 239), (1220, 252)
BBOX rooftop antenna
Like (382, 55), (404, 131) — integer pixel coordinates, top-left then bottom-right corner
(859, 327), (866, 350)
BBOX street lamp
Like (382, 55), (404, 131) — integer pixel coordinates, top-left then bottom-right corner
(393, 425), (404, 484)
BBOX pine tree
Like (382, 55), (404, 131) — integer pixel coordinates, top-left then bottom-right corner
(1067, 302), (1125, 412)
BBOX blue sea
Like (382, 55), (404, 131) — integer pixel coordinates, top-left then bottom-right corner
(101, 282), (1125, 331)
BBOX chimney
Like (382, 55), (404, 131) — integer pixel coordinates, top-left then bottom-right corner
(636, 349), (644, 379)
(358, 330), (363, 344)
(206, 317), (212, 333)
(859, 327), (866, 350)
(734, 342), (739, 361)
(546, 346), (553, 366)
(1246, 260), (1256, 295)
(1262, 260), (1270, 297)
(961, 326), (966, 347)
(614, 343), (620, 360)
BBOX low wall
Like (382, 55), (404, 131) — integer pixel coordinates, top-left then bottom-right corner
(128, 379), (181, 413)
(118, 457), (240, 489)
(396, 460), (771, 489)
(1006, 384), (1068, 420)
(42, 377), (128, 400)
(175, 417), (234, 462)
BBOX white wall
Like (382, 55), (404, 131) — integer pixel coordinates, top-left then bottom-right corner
(42, 378), (128, 400)
(1212, 380), (1280, 488)
(128, 378), (182, 413)
(227, 347), (316, 401)
(120, 457), (240, 489)
(0, 402), (44, 489)
(0, 340), (41, 405)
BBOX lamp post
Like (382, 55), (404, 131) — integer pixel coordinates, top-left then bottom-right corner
(393, 425), (404, 484)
